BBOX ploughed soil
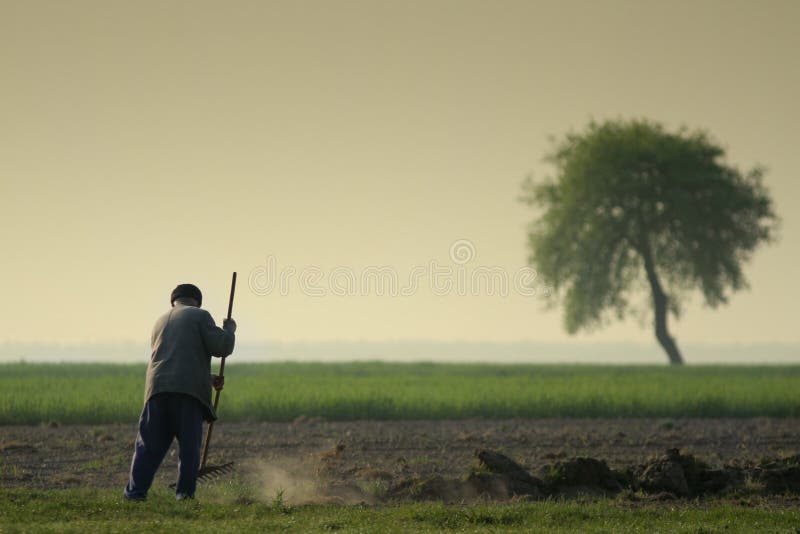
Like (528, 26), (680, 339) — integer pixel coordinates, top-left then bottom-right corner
(2, 418), (799, 504)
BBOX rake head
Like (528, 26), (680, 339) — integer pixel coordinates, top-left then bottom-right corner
(168, 461), (236, 489)
(197, 461), (236, 483)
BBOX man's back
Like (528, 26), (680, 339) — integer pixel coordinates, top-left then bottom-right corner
(145, 303), (235, 421)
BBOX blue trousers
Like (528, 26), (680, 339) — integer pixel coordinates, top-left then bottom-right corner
(124, 392), (206, 499)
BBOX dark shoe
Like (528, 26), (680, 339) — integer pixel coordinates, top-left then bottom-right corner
(124, 493), (146, 502)
(176, 493), (194, 501)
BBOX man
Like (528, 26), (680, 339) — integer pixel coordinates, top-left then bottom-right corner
(124, 283), (236, 501)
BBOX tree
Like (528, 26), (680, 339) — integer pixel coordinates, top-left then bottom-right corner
(521, 119), (778, 364)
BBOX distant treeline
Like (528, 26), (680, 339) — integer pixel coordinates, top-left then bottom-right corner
(2, 341), (799, 364)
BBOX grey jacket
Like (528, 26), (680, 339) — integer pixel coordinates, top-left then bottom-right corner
(144, 303), (235, 421)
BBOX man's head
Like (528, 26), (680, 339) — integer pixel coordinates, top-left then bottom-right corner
(171, 284), (203, 307)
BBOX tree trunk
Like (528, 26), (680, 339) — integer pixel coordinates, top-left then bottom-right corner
(640, 244), (685, 365)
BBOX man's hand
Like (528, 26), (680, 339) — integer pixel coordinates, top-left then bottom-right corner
(223, 318), (237, 333)
(212, 374), (224, 391)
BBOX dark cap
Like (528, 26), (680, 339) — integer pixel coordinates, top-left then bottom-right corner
(170, 283), (202, 306)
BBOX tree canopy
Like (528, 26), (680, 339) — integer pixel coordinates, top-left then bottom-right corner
(522, 119), (778, 364)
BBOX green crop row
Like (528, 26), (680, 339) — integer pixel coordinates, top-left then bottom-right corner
(1, 362), (798, 425)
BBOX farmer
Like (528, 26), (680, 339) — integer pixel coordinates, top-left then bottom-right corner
(124, 283), (236, 501)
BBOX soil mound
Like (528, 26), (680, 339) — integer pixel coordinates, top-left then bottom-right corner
(472, 450), (544, 499)
(634, 448), (733, 497)
(754, 455), (800, 494)
(385, 448), (800, 502)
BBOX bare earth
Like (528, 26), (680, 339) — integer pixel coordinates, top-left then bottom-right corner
(2, 418), (798, 501)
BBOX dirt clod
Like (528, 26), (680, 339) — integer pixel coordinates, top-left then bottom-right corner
(0, 441), (38, 453)
(475, 450), (539, 486)
(638, 452), (690, 496)
(634, 448), (736, 497)
(542, 457), (623, 493)
(757, 466), (800, 494)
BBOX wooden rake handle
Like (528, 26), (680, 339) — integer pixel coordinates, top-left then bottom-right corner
(200, 271), (237, 471)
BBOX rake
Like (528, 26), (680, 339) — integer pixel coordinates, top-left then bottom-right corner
(196, 271), (238, 483)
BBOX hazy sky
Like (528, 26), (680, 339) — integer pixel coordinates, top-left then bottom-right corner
(2, 0), (798, 347)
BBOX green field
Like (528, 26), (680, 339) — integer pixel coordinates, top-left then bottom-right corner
(1, 487), (798, 533)
(1, 362), (798, 425)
